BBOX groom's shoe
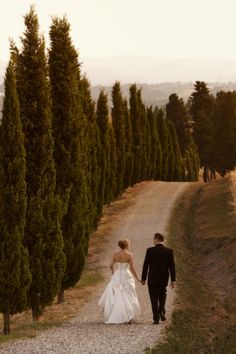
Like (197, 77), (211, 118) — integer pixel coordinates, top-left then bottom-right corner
(160, 314), (166, 321)
(153, 320), (159, 325)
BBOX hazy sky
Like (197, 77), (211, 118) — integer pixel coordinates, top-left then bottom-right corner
(1, 0), (236, 62)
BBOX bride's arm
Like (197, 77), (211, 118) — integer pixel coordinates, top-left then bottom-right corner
(109, 255), (115, 274)
(129, 254), (141, 282)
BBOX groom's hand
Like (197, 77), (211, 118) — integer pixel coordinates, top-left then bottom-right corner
(141, 280), (145, 285)
(170, 281), (175, 289)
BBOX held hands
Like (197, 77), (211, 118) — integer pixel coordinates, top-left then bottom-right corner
(139, 280), (175, 287)
(136, 278), (144, 284)
(170, 281), (176, 289)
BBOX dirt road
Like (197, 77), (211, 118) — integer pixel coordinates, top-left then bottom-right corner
(1, 181), (189, 354)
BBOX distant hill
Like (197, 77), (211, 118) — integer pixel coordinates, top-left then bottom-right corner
(2, 81), (236, 115)
(90, 82), (236, 108)
(90, 82), (194, 107)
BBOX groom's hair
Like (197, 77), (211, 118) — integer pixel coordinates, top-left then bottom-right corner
(154, 233), (164, 242)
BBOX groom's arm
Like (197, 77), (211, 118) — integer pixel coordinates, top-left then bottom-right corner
(141, 249), (150, 283)
(169, 249), (176, 287)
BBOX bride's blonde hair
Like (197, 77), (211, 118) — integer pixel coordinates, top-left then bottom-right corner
(118, 239), (129, 249)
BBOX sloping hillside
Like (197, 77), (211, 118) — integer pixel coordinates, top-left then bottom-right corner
(151, 176), (236, 354)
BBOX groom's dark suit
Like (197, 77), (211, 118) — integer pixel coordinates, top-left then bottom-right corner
(142, 244), (176, 322)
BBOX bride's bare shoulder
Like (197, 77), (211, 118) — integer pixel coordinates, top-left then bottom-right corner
(126, 251), (133, 258)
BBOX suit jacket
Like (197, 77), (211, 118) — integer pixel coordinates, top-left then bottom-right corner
(142, 244), (176, 287)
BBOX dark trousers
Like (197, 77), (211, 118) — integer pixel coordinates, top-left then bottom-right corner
(148, 285), (167, 321)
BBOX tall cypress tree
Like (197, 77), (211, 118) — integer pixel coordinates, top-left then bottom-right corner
(213, 91), (236, 176)
(0, 60), (31, 334)
(108, 123), (117, 203)
(123, 98), (133, 188)
(49, 16), (80, 215)
(166, 126), (175, 181)
(111, 82), (125, 196)
(96, 90), (112, 205)
(79, 76), (101, 225)
(183, 138), (200, 182)
(153, 107), (163, 180)
(137, 90), (149, 180)
(141, 104), (151, 180)
(166, 93), (191, 154)
(129, 84), (142, 184)
(49, 17), (90, 303)
(184, 149), (194, 181)
(189, 139), (200, 181)
(167, 121), (183, 181)
(188, 81), (215, 180)
(16, 7), (65, 319)
(156, 110), (169, 180)
(147, 106), (162, 180)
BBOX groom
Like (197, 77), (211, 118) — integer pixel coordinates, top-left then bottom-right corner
(141, 232), (176, 324)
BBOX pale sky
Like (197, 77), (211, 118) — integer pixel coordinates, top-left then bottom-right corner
(1, 0), (236, 62)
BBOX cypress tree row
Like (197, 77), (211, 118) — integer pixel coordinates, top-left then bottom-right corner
(0, 59), (31, 334)
(111, 82), (126, 195)
(49, 17), (90, 303)
(0, 9), (204, 330)
(15, 7), (65, 320)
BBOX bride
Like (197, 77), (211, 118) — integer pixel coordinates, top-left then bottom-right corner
(98, 239), (141, 324)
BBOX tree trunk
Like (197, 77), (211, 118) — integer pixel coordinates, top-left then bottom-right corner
(203, 166), (210, 183)
(210, 168), (216, 180)
(3, 312), (10, 335)
(57, 289), (65, 304)
(32, 303), (41, 322)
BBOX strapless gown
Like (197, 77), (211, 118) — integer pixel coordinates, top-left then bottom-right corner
(98, 262), (140, 324)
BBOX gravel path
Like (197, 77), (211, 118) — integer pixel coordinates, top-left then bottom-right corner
(1, 181), (189, 354)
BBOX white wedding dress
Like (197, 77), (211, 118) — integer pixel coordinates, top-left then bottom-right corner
(98, 262), (140, 324)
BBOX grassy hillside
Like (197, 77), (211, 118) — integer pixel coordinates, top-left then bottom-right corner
(149, 177), (236, 354)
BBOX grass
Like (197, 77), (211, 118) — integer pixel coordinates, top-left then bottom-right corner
(0, 181), (148, 345)
(148, 177), (236, 354)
